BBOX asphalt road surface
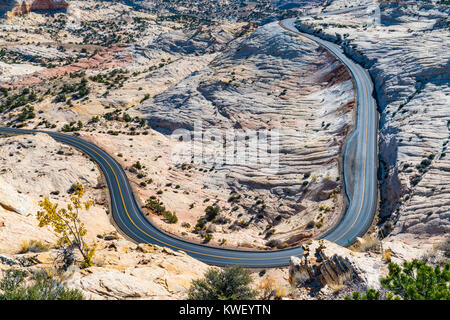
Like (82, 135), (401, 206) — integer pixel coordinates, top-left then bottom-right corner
(0, 8), (377, 267)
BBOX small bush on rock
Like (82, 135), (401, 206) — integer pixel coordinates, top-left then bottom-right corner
(187, 266), (257, 300)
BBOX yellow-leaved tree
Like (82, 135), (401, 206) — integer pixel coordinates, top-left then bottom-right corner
(37, 183), (96, 268)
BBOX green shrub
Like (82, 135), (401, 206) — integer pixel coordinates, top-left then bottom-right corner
(134, 161), (142, 170)
(145, 197), (165, 215)
(265, 239), (277, 248)
(227, 193), (241, 203)
(163, 211), (178, 224)
(17, 106), (35, 121)
(0, 269), (84, 300)
(122, 113), (132, 122)
(195, 219), (206, 230)
(306, 220), (315, 229)
(88, 115), (100, 124)
(187, 266), (257, 300)
(346, 288), (394, 300)
(202, 233), (213, 243)
(205, 205), (220, 221)
(346, 260), (449, 300)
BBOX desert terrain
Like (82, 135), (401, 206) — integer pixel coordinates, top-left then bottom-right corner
(0, 0), (448, 300)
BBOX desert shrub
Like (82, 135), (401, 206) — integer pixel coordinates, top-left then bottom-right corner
(163, 211), (178, 224)
(145, 197), (165, 215)
(181, 222), (191, 228)
(134, 161), (142, 170)
(410, 175), (422, 186)
(265, 228), (275, 239)
(354, 235), (381, 253)
(306, 220), (315, 229)
(141, 94), (150, 102)
(122, 113), (132, 122)
(201, 233), (213, 243)
(17, 106), (35, 121)
(265, 239), (278, 248)
(347, 288), (393, 300)
(187, 266), (257, 300)
(195, 219), (206, 230)
(88, 115), (100, 124)
(61, 121), (82, 132)
(205, 205), (220, 221)
(0, 269), (84, 300)
(18, 240), (50, 254)
(258, 276), (287, 300)
(383, 249), (392, 262)
(227, 193), (241, 203)
(215, 215), (230, 225)
(56, 93), (66, 103)
(347, 260), (449, 300)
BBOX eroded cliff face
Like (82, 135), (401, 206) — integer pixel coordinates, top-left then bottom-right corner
(0, 0), (68, 18)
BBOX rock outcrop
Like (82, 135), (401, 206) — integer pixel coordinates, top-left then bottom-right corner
(0, 0), (68, 18)
(289, 240), (386, 290)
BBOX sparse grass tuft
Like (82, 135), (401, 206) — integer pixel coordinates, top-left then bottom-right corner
(18, 240), (50, 254)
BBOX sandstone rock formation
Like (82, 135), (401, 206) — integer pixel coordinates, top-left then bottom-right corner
(289, 239), (386, 290)
(0, 0), (68, 18)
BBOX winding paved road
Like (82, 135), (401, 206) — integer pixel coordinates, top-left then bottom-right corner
(0, 9), (378, 267)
